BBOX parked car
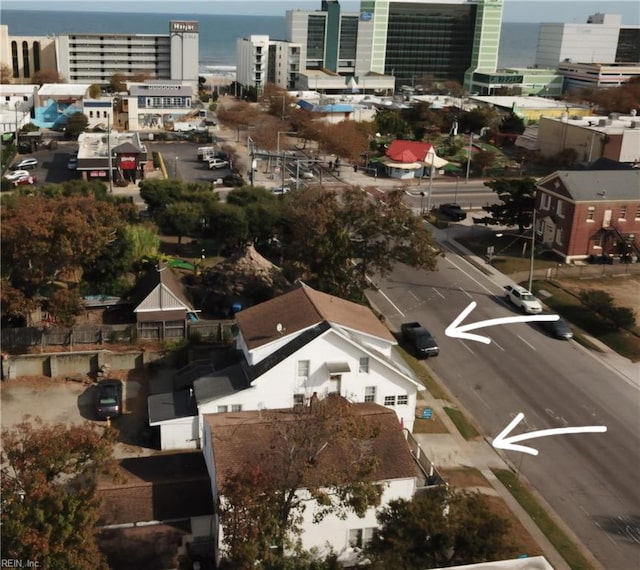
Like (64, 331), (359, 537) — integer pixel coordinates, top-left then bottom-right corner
(4, 169), (30, 181)
(401, 322), (439, 358)
(67, 155), (78, 170)
(539, 314), (573, 340)
(14, 157), (38, 169)
(438, 203), (467, 221)
(504, 284), (543, 314)
(271, 186), (290, 195)
(13, 175), (36, 186)
(207, 158), (229, 170)
(95, 379), (123, 420)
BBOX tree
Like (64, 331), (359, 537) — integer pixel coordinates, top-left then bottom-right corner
(158, 201), (205, 244)
(32, 69), (65, 85)
(204, 202), (249, 249)
(279, 187), (440, 300)
(47, 288), (83, 328)
(1, 63), (14, 83)
(1, 419), (118, 570)
(218, 397), (383, 568)
(364, 488), (513, 569)
(139, 179), (184, 212)
(471, 149), (496, 175)
(483, 177), (536, 233)
(375, 109), (411, 139)
(499, 112), (526, 135)
(317, 121), (370, 162)
(66, 113), (89, 137)
(109, 73), (127, 92)
(89, 83), (102, 98)
(1, 194), (127, 299)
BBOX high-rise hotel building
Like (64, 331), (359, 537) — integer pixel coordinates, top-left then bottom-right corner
(285, 0), (503, 92)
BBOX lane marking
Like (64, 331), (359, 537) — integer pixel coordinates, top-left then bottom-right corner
(409, 290), (420, 302)
(492, 339), (505, 351)
(461, 341), (475, 355)
(459, 286), (473, 299)
(377, 288), (406, 317)
(516, 334), (537, 351)
(474, 390), (492, 410)
(432, 287), (445, 299)
(443, 255), (497, 296)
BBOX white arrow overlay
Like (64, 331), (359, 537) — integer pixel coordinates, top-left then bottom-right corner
(492, 413), (607, 456)
(445, 301), (560, 344)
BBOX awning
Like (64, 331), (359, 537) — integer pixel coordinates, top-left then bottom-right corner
(325, 362), (351, 373)
(423, 155), (449, 169)
(381, 158), (422, 169)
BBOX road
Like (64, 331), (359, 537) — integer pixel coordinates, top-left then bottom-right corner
(369, 250), (640, 569)
(403, 183), (498, 211)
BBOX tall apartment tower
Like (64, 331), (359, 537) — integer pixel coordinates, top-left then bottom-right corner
(287, 0), (502, 91)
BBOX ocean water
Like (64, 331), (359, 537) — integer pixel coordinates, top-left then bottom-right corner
(1, 9), (539, 71)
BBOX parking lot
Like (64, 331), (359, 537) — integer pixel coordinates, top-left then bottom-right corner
(1, 370), (157, 458)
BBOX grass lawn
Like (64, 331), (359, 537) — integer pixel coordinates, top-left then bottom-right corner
(456, 232), (558, 275)
(413, 413), (449, 434)
(533, 280), (640, 362)
(493, 469), (596, 570)
(441, 466), (489, 488)
(443, 407), (480, 440)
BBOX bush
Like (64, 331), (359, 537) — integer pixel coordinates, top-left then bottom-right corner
(578, 289), (636, 331)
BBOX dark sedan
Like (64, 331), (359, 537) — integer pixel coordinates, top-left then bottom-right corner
(95, 379), (124, 420)
(438, 203), (467, 221)
(539, 315), (573, 340)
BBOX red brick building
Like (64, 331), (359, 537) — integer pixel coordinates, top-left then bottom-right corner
(535, 170), (640, 263)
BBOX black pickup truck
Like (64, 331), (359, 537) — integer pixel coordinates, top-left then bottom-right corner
(401, 322), (440, 358)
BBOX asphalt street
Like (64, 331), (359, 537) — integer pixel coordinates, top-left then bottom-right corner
(368, 250), (640, 570)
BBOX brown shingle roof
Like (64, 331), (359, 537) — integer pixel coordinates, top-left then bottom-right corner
(236, 284), (395, 350)
(96, 453), (213, 525)
(204, 402), (421, 490)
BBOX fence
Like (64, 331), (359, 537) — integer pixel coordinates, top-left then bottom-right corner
(1, 320), (236, 351)
(404, 430), (446, 489)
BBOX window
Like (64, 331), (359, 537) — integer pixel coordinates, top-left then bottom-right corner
(635, 205), (640, 220)
(359, 356), (369, 373)
(297, 360), (310, 381)
(619, 206), (627, 220)
(593, 235), (602, 249)
(384, 395), (396, 407)
(89, 111), (93, 118)
(217, 405), (228, 413)
(364, 386), (376, 403)
(556, 200), (564, 217)
(586, 206), (595, 221)
(397, 395), (409, 406)
(541, 194), (551, 210)
(293, 394), (305, 406)
(555, 228), (564, 246)
(231, 404), (242, 412)
(349, 527), (375, 548)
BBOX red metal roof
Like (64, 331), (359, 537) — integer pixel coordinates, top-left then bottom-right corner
(386, 140), (433, 163)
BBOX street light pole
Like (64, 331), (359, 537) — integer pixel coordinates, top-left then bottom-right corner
(426, 164), (434, 213)
(465, 132), (473, 183)
(14, 101), (20, 151)
(419, 191), (425, 215)
(527, 204), (537, 292)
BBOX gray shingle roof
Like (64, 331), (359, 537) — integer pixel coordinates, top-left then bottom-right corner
(541, 170), (640, 202)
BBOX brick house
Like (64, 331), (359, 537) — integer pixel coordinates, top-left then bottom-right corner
(535, 170), (640, 263)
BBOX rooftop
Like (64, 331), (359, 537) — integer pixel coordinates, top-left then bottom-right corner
(235, 283), (395, 350)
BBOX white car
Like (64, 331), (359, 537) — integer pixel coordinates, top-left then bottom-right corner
(207, 158), (229, 170)
(504, 285), (543, 314)
(5, 169), (31, 181)
(14, 157), (38, 169)
(271, 186), (290, 195)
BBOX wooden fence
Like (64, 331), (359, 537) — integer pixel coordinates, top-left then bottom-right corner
(1, 320), (236, 351)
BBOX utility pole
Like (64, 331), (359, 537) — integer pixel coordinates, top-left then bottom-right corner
(465, 132), (473, 183)
(527, 204), (537, 292)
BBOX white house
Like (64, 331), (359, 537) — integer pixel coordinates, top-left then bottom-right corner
(149, 282), (423, 450)
(201, 403), (424, 565)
